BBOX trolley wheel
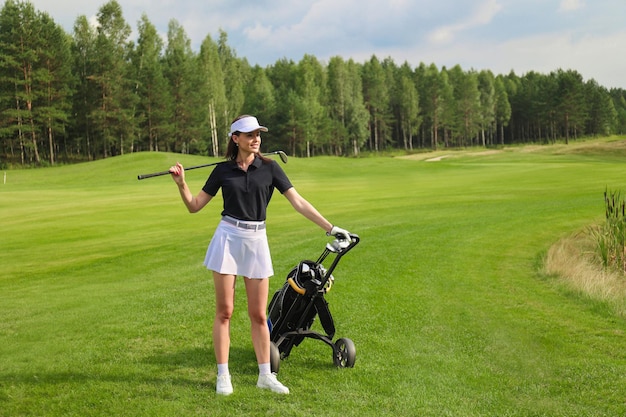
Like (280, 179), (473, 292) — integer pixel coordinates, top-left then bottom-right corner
(270, 341), (280, 374)
(333, 337), (356, 368)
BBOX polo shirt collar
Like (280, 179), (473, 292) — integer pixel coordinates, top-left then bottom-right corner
(230, 155), (263, 170)
(251, 156), (263, 168)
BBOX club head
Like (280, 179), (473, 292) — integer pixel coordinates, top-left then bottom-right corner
(277, 151), (288, 164)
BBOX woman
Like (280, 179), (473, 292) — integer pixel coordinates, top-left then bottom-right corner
(169, 115), (351, 395)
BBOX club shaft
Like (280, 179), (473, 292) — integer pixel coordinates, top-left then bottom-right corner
(137, 151), (287, 180)
(137, 162), (217, 180)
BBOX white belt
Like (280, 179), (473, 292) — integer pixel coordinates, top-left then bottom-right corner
(222, 216), (266, 231)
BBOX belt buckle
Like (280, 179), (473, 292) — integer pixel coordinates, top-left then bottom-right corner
(230, 217), (260, 231)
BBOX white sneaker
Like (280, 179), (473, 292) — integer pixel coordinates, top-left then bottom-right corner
(216, 375), (233, 395)
(257, 373), (289, 394)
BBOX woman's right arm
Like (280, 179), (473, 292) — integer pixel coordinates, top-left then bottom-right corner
(170, 162), (213, 213)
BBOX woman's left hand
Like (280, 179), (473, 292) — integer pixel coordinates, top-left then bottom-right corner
(329, 225), (351, 241)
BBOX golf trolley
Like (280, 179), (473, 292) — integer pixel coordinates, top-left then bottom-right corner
(267, 233), (360, 373)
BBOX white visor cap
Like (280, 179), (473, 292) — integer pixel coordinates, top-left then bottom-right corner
(229, 116), (268, 136)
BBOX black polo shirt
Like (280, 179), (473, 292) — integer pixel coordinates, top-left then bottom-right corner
(202, 156), (293, 221)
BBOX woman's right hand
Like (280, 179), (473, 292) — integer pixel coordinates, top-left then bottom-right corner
(169, 162), (185, 185)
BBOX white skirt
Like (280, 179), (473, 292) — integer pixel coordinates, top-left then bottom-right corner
(203, 218), (274, 279)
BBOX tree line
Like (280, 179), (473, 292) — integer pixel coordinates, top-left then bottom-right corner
(1, 0), (625, 167)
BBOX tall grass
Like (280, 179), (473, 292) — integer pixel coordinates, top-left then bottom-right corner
(544, 231), (626, 318)
(590, 188), (626, 273)
(545, 187), (626, 319)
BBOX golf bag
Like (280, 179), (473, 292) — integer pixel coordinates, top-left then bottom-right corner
(267, 234), (360, 372)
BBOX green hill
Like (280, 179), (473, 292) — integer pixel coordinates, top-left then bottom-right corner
(1, 140), (625, 416)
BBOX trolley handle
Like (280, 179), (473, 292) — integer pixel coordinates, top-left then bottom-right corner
(287, 233), (361, 295)
(327, 233), (360, 254)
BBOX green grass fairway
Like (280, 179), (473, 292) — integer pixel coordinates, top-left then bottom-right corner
(2, 139), (626, 416)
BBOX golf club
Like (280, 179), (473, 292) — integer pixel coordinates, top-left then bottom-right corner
(137, 150), (288, 180)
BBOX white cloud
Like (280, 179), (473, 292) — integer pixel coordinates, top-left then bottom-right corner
(428, 0), (503, 44)
(559, 0), (585, 12)
(410, 28), (626, 89)
(19, 0), (626, 89)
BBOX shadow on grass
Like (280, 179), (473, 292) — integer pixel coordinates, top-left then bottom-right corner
(0, 369), (212, 390)
(142, 346), (212, 368)
(143, 346), (265, 376)
(0, 347), (217, 389)
(141, 343), (346, 374)
(141, 342), (344, 374)
(0, 344), (342, 394)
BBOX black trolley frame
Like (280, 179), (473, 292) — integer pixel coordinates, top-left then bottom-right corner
(267, 234), (360, 372)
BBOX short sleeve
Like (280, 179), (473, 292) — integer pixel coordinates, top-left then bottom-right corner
(271, 161), (293, 193)
(202, 165), (223, 196)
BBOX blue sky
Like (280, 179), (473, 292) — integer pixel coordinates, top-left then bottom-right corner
(27, 0), (626, 89)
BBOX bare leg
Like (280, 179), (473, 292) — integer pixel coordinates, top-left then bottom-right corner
(244, 277), (270, 364)
(246, 277), (289, 393)
(244, 277), (289, 394)
(213, 272), (236, 365)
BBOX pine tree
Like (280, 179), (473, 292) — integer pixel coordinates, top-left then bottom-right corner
(362, 55), (390, 152)
(131, 14), (172, 152)
(296, 54), (326, 157)
(0, 0), (44, 164)
(162, 19), (198, 153)
(243, 65), (276, 140)
(90, 0), (135, 158)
